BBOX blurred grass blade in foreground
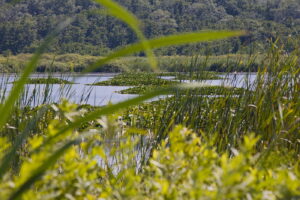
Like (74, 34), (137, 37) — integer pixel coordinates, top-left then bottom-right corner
(6, 86), (177, 199)
(84, 30), (245, 73)
(0, 18), (73, 131)
(34, 86), (178, 152)
(0, 106), (49, 180)
(94, 0), (157, 70)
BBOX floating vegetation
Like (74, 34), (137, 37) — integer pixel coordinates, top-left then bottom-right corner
(118, 85), (166, 94)
(158, 71), (223, 80)
(12, 77), (74, 84)
(118, 85), (246, 95)
(92, 72), (222, 88)
(92, 72), (176, 86)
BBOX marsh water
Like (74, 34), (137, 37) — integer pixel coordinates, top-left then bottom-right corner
(0, 73), (258, 106)
(0, 72), (259, 171)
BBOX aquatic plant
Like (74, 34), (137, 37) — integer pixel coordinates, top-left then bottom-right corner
(92, 72), (175, 86)
(118, 85), (246, 95)
(12, 78), (74, 85)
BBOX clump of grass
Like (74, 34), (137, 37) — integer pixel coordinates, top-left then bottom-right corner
(157, 71), (223, 80)
(177, 72), (222, 80)
(92, 72), (222, 89)
(118, 85), (246, 95)
(12, 78), (74, 84)
(118, 85), (164, 94)
(92, 72), (175, 86)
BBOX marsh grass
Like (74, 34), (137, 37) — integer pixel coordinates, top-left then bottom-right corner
(0, 44), (299, 199)
(2, 0), (300, 199)
(92, 72), (175, 86)
(0, 54), (261, 73)
(128, 49), (300, 155)
(118, 85), (246, 95)
(0, 31), (243, 200)
(12, 77), (74, 85)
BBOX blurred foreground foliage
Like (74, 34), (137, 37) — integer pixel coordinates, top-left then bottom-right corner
(0, 120), (299, 199)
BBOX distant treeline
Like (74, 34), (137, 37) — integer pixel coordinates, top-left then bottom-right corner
(0, 0), (300, 55)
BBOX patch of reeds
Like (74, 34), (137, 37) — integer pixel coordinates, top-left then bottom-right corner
(92, 72), (175, 86)
(11, 77), (74, 84)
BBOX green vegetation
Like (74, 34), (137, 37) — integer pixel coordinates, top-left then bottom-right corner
(13, 77), (74, 84)
(0, 0), (300, 199)
(0, 54), (120, 73)
(92, 72), (227, 95)
(172, 72), (222, 80)
(1, 49), (299, 199)
(0, 53), (261, 73)
(118, 85), (245, 95)
(92, 72), (175, 86)
(118, 85), (166, 94)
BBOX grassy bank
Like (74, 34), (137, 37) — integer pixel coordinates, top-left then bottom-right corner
(0, 53), (262, 73)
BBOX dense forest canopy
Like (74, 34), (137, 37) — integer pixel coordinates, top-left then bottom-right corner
(0, 0), (300, 55)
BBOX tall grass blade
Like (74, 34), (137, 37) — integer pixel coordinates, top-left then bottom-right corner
(0, 19), (72, 131)
(94, 0), (157, 70)
(84, 31), (244, 73)
(0, 106), (48, 180)
(33, 86), (178, 153)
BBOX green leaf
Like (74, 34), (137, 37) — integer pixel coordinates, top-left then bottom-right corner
(7, 141), (75, 200)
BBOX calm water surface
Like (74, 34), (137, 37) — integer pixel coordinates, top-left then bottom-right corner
(0, 73), (137, 106)
(0, 73), (257, 106)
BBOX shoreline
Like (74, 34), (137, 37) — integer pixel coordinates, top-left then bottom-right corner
(0, 53), (262, 73)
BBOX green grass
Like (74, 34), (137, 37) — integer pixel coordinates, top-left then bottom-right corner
(118, 85), (167, 94)
(118, 85), (246, 95)
(0, 54), (261, 73)
(174, 72), (222, 80)
(92, 72), (222, 90)
(92, 72), (175, 86)
(12, 78), (74, 84)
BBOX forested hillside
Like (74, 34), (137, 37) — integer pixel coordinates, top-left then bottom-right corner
(1, 0), (300, 55)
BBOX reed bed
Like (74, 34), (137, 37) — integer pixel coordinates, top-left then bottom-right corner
(0, 53), (261, 73)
